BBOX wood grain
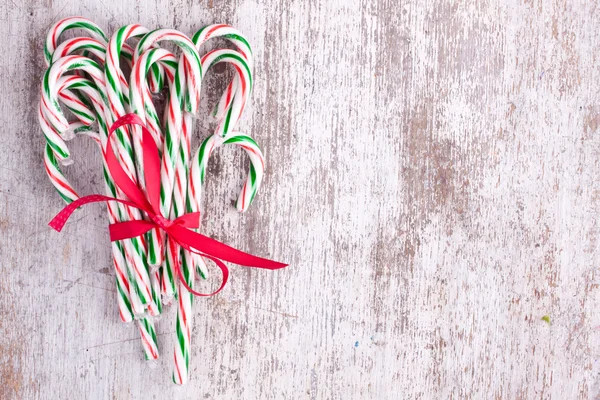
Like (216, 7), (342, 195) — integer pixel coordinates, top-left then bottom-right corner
(1, 0), (599, 398)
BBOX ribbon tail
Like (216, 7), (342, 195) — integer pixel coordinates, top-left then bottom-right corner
(168, 224), (287, 270)
(49, 194), (153, 238)
(173, 237), (230, 297)
(49, 194), (124, 232)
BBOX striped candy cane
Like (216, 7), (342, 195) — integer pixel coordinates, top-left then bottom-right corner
(43, 29), (139, 325)
(128, 48), (178, 289)
(200, 49), (253, 139)
(171, 46), (258, 384)
(174, 132), (264, 380)
(105, 25), (175, 268)
(40, 70), (160, 358)
(41, 55), (158, 313)
(44, 17), (108, 64)
(133, 29), (203, 114)
(192, 25), (254, 120)
(170, 111), (196, 385)
(41, 60), (150, 309)
(132, 30), (202, 275)
(52, 57), (161, 318)
(40, 78), (134, 316)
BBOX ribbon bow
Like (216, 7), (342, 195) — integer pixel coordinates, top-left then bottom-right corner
(49, 113), (287, 296)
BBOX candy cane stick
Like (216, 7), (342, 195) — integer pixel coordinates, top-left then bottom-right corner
(192, 25), (254, 119)
(46, 18), (164, 93)
(40, 71), (161, 358)
(41, 77), (137, 318)
(173, 131), (264, 382)
(106, 25), (167, 269)
(133, 29), (203, 113)
(43, 28), (139, 324)
(170, 47), (256, 384)
(194, 49), (256, 208)
(41, 59), (154, 309)
(105, 26), (177, 269)
(44, 75), (149, 315)
(131, 30), (202, 273)
(171, 46), (248, 384)
(132, 30), (204, 304)
(105, 27), (179, 317)
(44, 17), (108, 63)
(48, 58), (163, 318)
(128, 48), (179, 287)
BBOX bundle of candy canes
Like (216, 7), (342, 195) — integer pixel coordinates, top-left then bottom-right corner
(39, 17), (275, 384)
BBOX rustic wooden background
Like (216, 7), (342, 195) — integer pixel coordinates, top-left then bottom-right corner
(1, 0), (599, 398)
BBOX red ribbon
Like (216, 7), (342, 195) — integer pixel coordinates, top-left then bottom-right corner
(49, 113), (287, 296)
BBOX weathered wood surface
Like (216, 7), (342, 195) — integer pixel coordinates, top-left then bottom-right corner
(1, 0), (599, 398)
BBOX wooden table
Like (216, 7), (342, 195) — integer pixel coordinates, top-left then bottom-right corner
(1, 0), (599, 398)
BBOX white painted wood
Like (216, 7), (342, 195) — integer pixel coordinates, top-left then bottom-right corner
(1, 0), (599, 398)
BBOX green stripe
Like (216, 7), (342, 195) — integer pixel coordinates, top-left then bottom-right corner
(80, 43), (105, 54)
(115, 276), (134, 319)
(192, 26), (209, 43)
(44, 46), (52, 63)
(69, 21), (108, 42)
(166, 255), (176, 293)
(224, 33), (253, 55)
(137, 30), (158, 53)
(223, 135), (258, 147)
(197, 139), (211, 184)
(45, 135), (69, 159)
(163, 60), (178, 69)
(209, 53), (252, 88)
(72, 88), (93, 109)
(222, 105), (233, 135)
(105, 66), (119, 93)
(147, 233), (158, 265)
(116, 26), (126, 51)
(68, 107), (94, 120)
(46, 144), (61, 169)
(249, 163), (256, 183)
(151, 63), (162, 89)
(103, 168), (117, 196)
(176, 316), (186, 348)
(57, 190), (74, 204)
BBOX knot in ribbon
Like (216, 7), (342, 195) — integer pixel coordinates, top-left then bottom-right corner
(49, 113), (287, 296)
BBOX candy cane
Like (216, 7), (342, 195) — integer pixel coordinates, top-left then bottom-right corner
(170, 47), (256, 384)
(105, 25), (177, 267)
(128, 47), (178, 278)
(192, 24), (254, 119)
(43, 28), (140, 325)
(133, 29), (203, 113)
(44, 17), (108, 63)
(131, 30), (202, 275)
(40, 71), (161, 359)
(41, 80), (160, 357)
(191, 49), (258, 210)
(41, 56), (158, 311)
